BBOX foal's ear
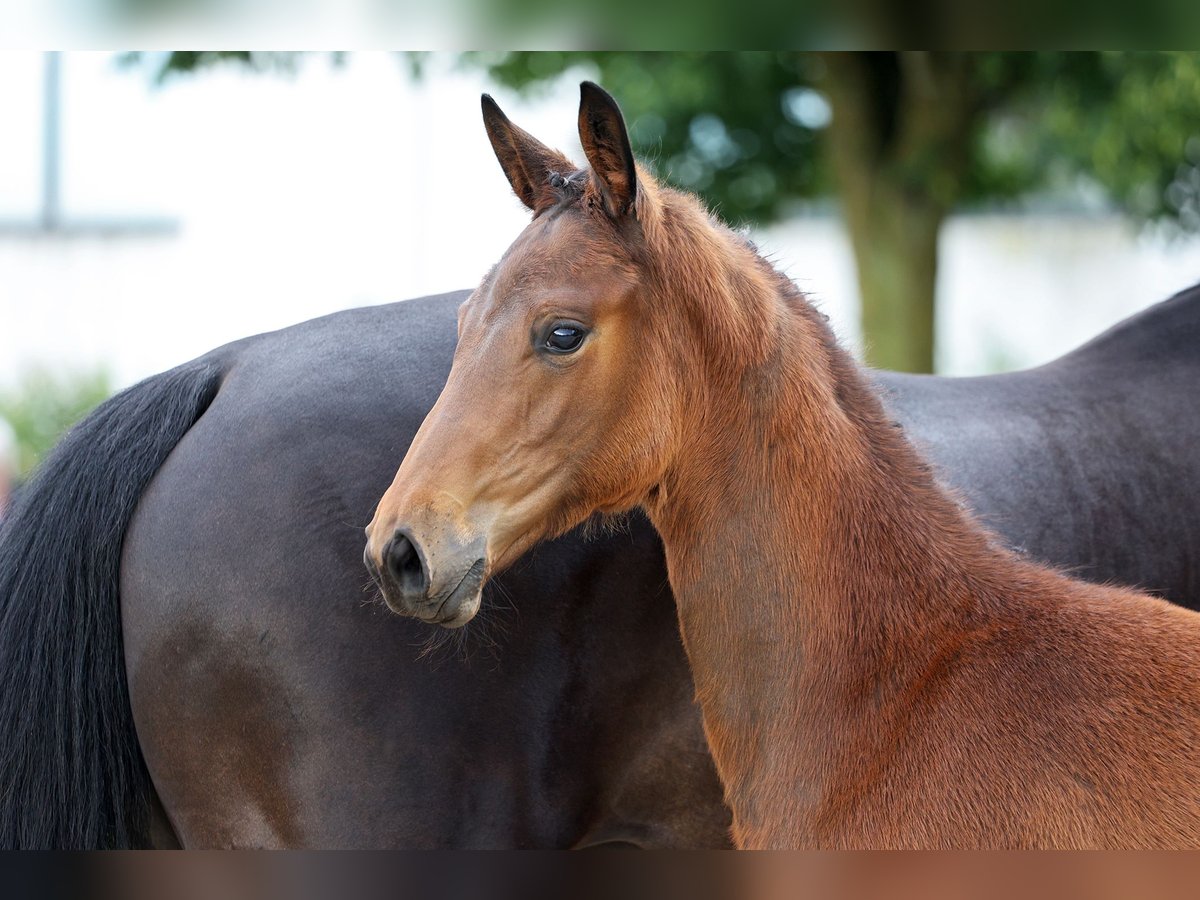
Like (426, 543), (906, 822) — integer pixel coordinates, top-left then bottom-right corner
(578, 82), (638, 218)
(481, 94), (574, 214)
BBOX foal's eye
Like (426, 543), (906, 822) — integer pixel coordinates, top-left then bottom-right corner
(543, 324), (587, 354)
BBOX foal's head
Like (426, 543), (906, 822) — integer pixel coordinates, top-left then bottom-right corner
(365, 83), (791, 626)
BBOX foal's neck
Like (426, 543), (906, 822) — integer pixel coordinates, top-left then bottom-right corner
(644, 274), (1002, 847)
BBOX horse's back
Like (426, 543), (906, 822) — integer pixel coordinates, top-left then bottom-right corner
(878, 284), (1200, 608)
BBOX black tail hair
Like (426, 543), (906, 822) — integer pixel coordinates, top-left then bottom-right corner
(0, 362), (222, 848)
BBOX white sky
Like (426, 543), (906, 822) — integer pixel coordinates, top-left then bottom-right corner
(0, 52), (593, 386)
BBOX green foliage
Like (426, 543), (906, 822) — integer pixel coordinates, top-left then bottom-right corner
(120, 51), (325, 84)
(0, 369), (113, 478)
(1037, 53), (1200, 227)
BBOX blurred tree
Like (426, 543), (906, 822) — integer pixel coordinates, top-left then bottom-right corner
(137, 51), (1200, 372)
(0, 369), (112, 479)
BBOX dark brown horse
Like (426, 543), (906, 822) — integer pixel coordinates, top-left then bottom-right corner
(367, 84), (1200, 848)
(2, 104), (1200, 851)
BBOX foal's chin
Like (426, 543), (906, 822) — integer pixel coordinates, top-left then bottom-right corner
(382, 587), (483, 629)
(432, 590), (483, 629)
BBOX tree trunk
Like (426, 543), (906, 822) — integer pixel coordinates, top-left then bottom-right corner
(843, 175), (943, 373)
(819, 52), (978, 373)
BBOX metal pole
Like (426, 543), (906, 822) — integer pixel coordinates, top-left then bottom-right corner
(42, 52), (61, 232)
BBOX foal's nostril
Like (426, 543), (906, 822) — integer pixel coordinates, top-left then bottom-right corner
(385, 532), (429, 597)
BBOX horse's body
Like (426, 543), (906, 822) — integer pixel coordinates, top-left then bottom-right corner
(367, 84), (1200, 848)
(1, 225), (1198, 849)
(121, 281), (1200, 849)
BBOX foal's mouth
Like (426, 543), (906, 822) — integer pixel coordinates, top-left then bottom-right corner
(383, 556), (487, 628)
(432, 558), (488, 628)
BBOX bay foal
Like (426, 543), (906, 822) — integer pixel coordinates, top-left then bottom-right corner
(366, 84), (1200, 848)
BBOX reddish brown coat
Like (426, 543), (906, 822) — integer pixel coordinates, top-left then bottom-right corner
(368, 84), (1200, 848)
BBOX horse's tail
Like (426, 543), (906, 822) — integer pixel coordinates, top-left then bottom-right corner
(0, 361), (223, 848)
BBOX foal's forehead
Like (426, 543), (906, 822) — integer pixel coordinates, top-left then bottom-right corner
(481, 208), (636, 312)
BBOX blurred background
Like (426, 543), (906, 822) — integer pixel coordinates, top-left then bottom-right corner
(2, 51), (1200, 498)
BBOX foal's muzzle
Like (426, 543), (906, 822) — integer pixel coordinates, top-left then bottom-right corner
(365, 527), (486, 628)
